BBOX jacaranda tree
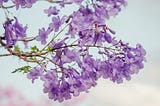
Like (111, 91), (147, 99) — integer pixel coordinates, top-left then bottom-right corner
(0, 0), (146, 102)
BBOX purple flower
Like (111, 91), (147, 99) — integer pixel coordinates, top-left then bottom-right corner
(3, 19), (17, 48)
(96, 41), (146, 84)
(27, 65), (45, 83)
(71, 7), (94, 32)
(3, 18), (27, 47)
(12, 0), (36, 9)
(25, 0), (146, 102)
(68, 6), (109, 38)
(61, 49), (81, 63)
(93, 4), (109, 20)
(0, 0), (8, 5)
(60, 0), (72, 7)
(13, 18), (28, 38)
(40, 69), (62, 101)
(72, 0), (83, 5)
(49, 16), (66, 32)
(36, 28), (51, 45)
(59, 80), (71, 100)
(44, 6), (59, 16)
(51, 37), (68, 49)
(68, 0), (127, 37)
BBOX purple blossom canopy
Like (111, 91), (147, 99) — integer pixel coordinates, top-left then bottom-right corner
(0, 0), (146, 103)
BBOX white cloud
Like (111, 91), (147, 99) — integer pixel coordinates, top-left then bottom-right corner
(86, 80), (160, 106)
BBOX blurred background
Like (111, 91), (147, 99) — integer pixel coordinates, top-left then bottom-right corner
(0, 0), (160, 106)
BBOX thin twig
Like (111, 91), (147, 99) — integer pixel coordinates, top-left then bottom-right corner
(38, 0), (62, 3)
(40, 24), (69, 52)
(0, 5), (16, 9)
(0, 53), (11, 57)
(18, 37), (36, 42)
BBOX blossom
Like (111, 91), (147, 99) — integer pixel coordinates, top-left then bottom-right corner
(97, 41), (146, 83)
(9, 0), (146, 102)
(60, 0), (73, 7)
(3, 18), (27, 47)
(40, 69), (61, 101)
(13, 18), (28, 38)
(0, 0), (146, 103)
(36, 28), (51, 45)
(12, 0), (36, 9)
(61, 49), (81, 63)
(0, 0), (8, 5)
(3, 19), (17, 48)
(49, 16), (66, 32)
(27, 65), (45, 83)
(33, 26), (146, 102)
(51, 37), (68, 49)
(73, 0), (83, 4)
(44, 6), (59, 16)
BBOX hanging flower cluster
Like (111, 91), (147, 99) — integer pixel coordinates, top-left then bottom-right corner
(0, 0), (146, 102)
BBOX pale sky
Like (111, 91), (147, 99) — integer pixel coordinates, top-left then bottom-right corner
(0, 0), (160, 106)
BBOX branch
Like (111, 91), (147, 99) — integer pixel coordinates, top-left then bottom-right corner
(38, 0), (62, 3)
(0, 5), (16, 9)
(0, 53), (11, 57)
(18, 37), (36, 42)
(40, 24), (69, 52)
(6, 48), (47, 57)
(0, 37), (47, 57)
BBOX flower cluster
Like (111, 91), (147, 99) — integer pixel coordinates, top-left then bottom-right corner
(27, 27), (146, 102)
(0, 0), (146, 103)
(0, 0), (8, 6)
(0, 0), (36, 9)
(3, 18), (27, 48)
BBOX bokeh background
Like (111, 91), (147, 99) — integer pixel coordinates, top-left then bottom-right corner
(0, 0), (160, 106)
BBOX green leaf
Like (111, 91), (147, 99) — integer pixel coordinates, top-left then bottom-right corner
(28, 57), (37, 61)
(14, 45), (20, 53)
(12, 66), (31, 74)
(31, 46), (39, 53)
(46, 46), (54, 53)
(47, 46), (52, 51)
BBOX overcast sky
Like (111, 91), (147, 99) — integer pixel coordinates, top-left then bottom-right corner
(0, 0), (160, 106)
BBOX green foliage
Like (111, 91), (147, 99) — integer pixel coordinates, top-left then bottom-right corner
(14, 45), (21, 53)
(31, 46), (39, 53)
(46, 46), (54, 54)
(12, 66), (31, 73)
(47, 46), (53, 52)
(28, 57), (38, 61)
